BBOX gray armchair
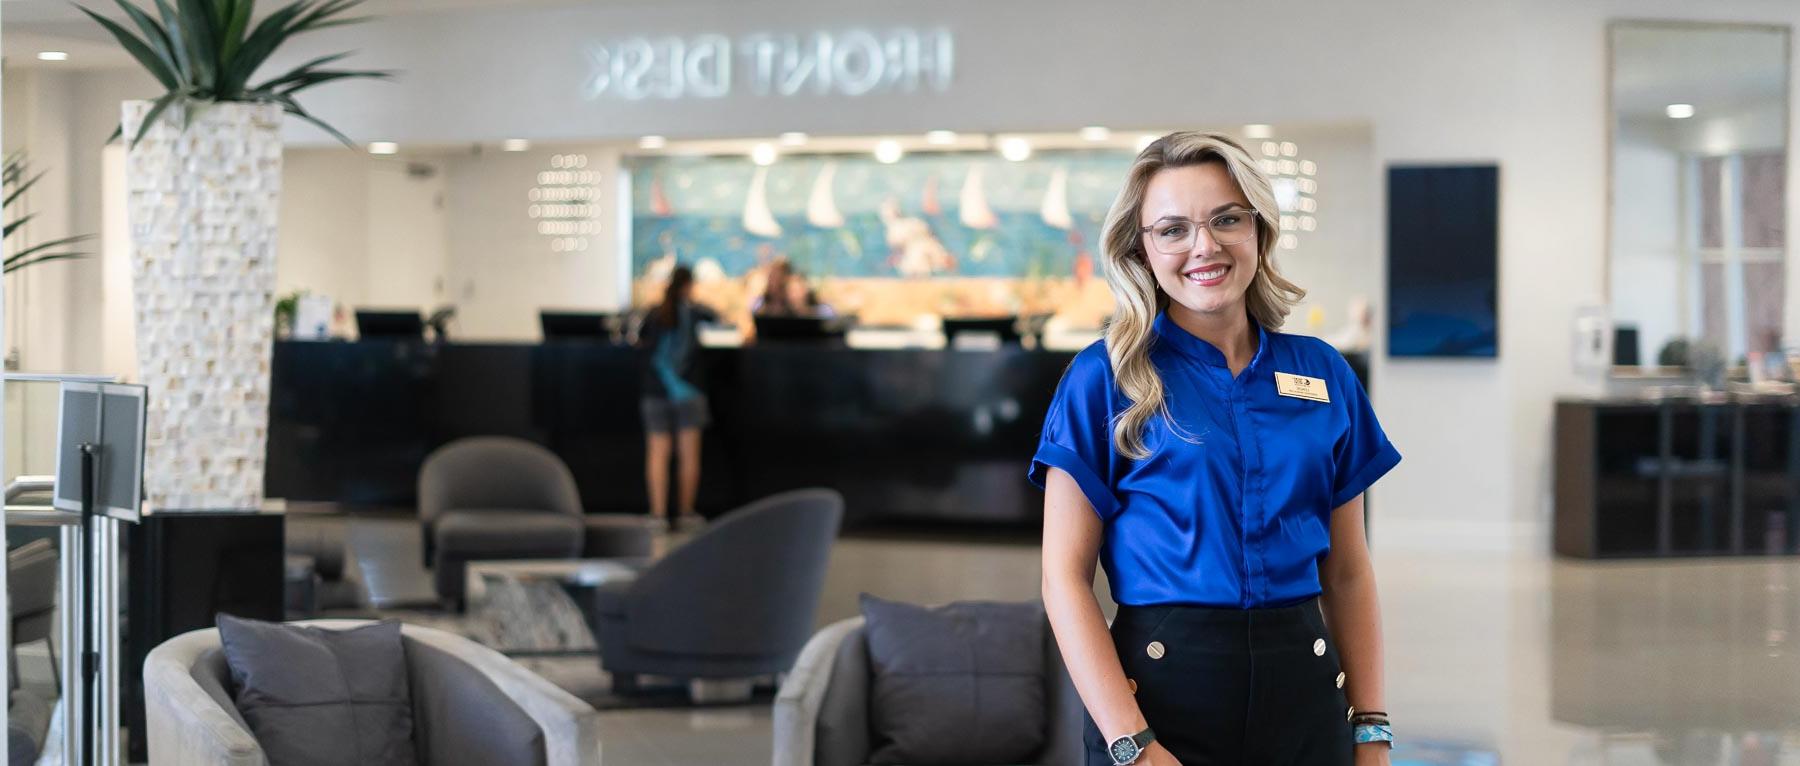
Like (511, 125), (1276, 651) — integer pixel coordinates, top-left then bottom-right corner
(586, 488), (842, 691)
(772, 609), (1085, 766)
(143, 619), (602, 766)
(419, 437), (585, 605)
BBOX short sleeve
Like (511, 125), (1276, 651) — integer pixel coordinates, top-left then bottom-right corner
(1328, 350), (1402, 509)
(1028, 344), (1122, 520)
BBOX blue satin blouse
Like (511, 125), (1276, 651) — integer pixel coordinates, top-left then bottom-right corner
(1029, 313), (1401, 609)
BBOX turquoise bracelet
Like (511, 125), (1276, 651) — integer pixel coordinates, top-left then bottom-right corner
(1354, 723), (1394, 745)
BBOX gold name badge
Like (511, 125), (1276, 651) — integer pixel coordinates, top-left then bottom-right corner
(1274, 372), (1330, 403)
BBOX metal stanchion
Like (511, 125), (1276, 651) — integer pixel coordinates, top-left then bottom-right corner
(58, 521), (84, 764)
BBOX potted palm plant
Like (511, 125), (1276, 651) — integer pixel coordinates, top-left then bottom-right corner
(80, 0), (388, 510)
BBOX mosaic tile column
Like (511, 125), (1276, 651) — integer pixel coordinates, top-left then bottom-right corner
(122, 100), (282, 511)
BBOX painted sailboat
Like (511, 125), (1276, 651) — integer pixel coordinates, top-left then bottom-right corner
(806, 162), (845, 228)
(650, 177), (673, 217)
(1040, 166), (1072, 230)
(921, 174), (942, 217)
(743, 166), (783, 238)
(959, 165), (998, 230)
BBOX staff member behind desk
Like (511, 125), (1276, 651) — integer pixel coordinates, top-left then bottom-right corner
(636, 265), (719, 532)
(1031, 132), (1402, 766)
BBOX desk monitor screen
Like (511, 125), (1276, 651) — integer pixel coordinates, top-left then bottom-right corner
(356, 310), (425, 339)
(943, 316), (1021, 344)
(754, 315), (842, 343)
(52, 382), (147, 522)
(541, 311), (613, 341)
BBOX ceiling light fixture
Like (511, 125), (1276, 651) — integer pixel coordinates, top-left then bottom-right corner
(999, 137), (1032, 162)
(874, 140), (904, 164)
(638, 135), (668, 149)
(1078, 126), (1111, 142)
(751, 143), (778, 166)
(502, 139), (531, 152)
(926, 130), (958, 145)
(37, 52), (68, 62)
(368, 142), (398, 155)
(1666, 103), (1695, 119)
(779, 132), (809, 146)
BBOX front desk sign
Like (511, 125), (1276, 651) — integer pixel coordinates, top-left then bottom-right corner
(587, 29), (955, 100)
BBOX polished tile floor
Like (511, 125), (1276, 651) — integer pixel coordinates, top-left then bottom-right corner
(349, 518), (1800, 765)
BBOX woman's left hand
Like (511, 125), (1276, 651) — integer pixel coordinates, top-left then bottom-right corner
(1354, 743), (1392, 766)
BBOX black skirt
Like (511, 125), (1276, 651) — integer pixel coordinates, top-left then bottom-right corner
(1083, 599), (1354, 766)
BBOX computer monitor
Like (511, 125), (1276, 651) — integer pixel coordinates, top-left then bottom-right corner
(541, 311), (614, 341)
(754, 315), (844, 344)
(53, 382), (147, 522)
(942, 316), (1022, 345)
(355, 310), (425, 339)
(1613, 325), (1640, 367)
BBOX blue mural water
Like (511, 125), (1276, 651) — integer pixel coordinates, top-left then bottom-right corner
(627, 150), (1136, 281)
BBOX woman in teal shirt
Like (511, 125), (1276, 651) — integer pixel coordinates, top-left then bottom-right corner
(637, 266), (719, 531)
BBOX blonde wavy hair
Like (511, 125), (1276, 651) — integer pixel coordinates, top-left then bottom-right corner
(1100, 131), (1306, 459)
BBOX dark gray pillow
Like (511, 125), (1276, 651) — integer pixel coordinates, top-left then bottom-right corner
(860, 595), (1046, 765)
(216, 615), (418, 766)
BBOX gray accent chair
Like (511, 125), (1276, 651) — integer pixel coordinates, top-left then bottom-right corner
(420, 437), (585, 606)
(143, 619), (602, 766)
(772, 607), (1085, 766)
(586, 488), (842, 691)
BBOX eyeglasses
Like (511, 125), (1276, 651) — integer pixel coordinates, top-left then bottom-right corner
(1139, 208), (1259, 254)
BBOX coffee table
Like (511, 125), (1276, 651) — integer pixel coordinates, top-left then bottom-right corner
(463, 557), (647, 655)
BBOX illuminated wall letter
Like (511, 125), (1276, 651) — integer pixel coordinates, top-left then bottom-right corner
(832, 30), (884, 96)
(686, 34), (731, 97)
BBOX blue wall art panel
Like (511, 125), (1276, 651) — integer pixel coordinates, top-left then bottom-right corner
(1387, 164), (1500, 358)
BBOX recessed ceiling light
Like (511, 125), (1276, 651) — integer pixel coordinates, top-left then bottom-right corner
(999, 137), (1032, 162)
(1078, 126), (1111, 142)
(1243, 124), (1273, 139)
(1136, 134), (1159, 151)
(1666, 103), (1695, 119)
(751, 143), (778, 166)
(502, 139), (531, 152)
(779, 132), (808, 146)
(874, 140), (904, 164)
(926, 130), (958, 145)
(368, 142), (398, 155)
(638, 135), (667, 149)
(37, 51), (68, 62)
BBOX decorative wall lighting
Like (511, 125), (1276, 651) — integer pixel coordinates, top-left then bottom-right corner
(530, 153), (601, 253)
(502, 139), (532, 152)
(368, 141), (398, 155)
(1079, 126), (1112, 142)
(926, 130), (958, 145)
(779, 132), (809, 146)
(751, 143), (778, 166)
(639, 135), (668, 149)
(1258, 134), (1319, 250)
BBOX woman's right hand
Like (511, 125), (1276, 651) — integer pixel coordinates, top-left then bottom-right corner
(1134, 741), (1182, 766)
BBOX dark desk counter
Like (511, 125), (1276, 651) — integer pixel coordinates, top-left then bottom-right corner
(267, 340), (1075, 527)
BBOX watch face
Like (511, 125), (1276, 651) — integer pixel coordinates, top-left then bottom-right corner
(1109, 736), (1142, 764)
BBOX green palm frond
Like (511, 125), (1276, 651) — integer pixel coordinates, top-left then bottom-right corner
(77, 0), (389, 147)
(3, 154), (92, 275)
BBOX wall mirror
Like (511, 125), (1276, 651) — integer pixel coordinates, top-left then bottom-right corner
(1609, 21), (1789, 372)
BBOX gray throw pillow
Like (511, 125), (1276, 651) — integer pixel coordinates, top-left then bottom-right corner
(860, 595), (1046, 765)
(216, 615), (418, 766)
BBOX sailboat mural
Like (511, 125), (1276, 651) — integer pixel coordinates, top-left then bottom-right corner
(806, 162), (845, 228)
(921, 174), (942, 217)
(1040, 167), (1073, 230)
(959, 165), (998, 230)
(650, 177), (673, 217)
(742, 166), (782, 238)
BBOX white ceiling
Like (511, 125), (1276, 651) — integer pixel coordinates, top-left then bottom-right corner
(0, 0), (615, 69)
(1612, 24), (1788, 120)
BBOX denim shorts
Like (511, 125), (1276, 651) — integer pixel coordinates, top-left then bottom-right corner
(640, 395), (710, 433)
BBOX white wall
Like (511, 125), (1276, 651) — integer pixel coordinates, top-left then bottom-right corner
(17, 0), (1800, 557)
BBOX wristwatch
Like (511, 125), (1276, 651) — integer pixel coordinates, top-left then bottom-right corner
(1108, 727), (1156, 765)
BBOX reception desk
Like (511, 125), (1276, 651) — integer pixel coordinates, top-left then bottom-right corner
(267, 340), (1074, 527)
